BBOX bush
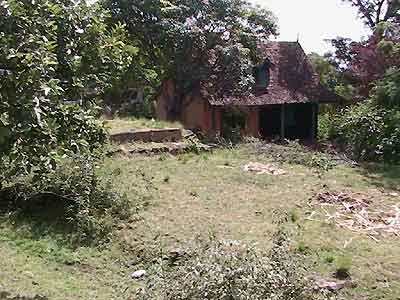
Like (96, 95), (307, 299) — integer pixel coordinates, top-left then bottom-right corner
(136, 233), (332, 300)
(0, 155), (146, 245)
(337, 102), (385, 161)
(318, 112), (340, 142)
(380, 109), (400, 161)
(374, 67), (400, 109)
(322, 101), (400, 162)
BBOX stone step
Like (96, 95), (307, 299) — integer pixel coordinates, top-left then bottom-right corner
(110, 128), (182, 144)
(110, 142), (213, 156)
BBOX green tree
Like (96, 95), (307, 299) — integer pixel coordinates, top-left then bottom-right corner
(374, 67), (400, 108)
(0, 0), (137, 183)
(103, 0), (278, 116)
(308, 52), (356, 103)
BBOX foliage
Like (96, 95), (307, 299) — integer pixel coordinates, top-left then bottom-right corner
(342, 0), (399, 29)
(308, 52), (356, 102)
(322, 101), (400, 162)
(308, 53), (342, 90)
(117, 90), (156, 118)
(0, 155), (146, 245)
(137, 233), (332, 300)
(327, 23), (400, 98)
(374, 66), (400, 108)
(327, 37), (355, 71)
(0, 0), (140, 183)
(0, 105), (106, 184)
(318, 112), (340, 142)
(322, 7), (400, 163)
(104, 0), (278, 112)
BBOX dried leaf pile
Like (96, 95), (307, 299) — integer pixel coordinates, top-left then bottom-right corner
(243, 162), (286, 176)
(312, 191), (400, 239)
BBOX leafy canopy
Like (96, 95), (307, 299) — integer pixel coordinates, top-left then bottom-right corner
(321, 3), (400, 162)
(308, 52), (356, 102)
(0, 0), (138, 182)
(327, 22), (400, 98)
(103, 0), (278, 98)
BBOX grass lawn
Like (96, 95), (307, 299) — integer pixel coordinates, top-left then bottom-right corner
(0, 143), (399, 299)
(104, 117), (182, 134)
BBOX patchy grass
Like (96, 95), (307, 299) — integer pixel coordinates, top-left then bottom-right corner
(1, 143), (399, 299)
(107, 147), (315, 251)
(0, 219), (140, 299)
(358, 163), (400, 190)
(104, 117), (182, 134)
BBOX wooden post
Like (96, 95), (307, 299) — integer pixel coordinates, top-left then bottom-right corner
(254, 108), (260, 137)
(211, 107), (215, 132)
(280, 104), (285, 140)
(310, 103), (317, 143)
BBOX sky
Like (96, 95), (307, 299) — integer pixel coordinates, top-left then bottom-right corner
(249, 0), (371, 55)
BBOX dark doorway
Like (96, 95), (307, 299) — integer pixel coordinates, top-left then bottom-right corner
(221, 108), (246, 142)
(259, 103), (315, 140)
(260, 105), (281, 139)
(285, 103), (313, 139)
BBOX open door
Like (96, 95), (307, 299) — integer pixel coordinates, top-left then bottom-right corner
(259, 105), (281, 139)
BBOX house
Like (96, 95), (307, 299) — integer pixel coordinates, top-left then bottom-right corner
(156, 41), (342, 141)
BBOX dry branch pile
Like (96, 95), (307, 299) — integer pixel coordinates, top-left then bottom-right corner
(312, 191), (400, 239)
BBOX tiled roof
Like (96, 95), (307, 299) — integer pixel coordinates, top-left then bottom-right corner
(208, 41), (342, 106)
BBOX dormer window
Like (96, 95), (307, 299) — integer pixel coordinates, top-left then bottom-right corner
(254, 61), (270, 89)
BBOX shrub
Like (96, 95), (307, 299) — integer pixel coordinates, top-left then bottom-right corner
(325, 101), (400, 162)
(380, 109), (400, 161)
(136, 232), (332, 300)
(337, 102), (385, 161)
(0, 154), (148, 245)
(318, 112), (340, 142)
(374, 67), (400, 109)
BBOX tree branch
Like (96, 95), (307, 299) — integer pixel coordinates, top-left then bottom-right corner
(376, 0), (386, 25)
(354, 0), (378, 28)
